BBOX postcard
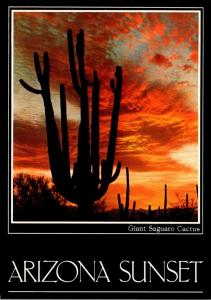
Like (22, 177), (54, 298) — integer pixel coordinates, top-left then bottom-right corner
(0, 0), (210, 299)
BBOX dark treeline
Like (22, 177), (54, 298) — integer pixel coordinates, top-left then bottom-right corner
(13, 173), (197, 222)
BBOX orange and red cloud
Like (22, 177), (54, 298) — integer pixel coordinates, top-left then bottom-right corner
(13, 10), (200, 209)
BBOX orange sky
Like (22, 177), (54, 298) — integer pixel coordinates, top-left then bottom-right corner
(13, 11), (200, 210)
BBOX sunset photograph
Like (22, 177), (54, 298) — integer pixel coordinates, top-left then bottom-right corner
(12, 10), (200, 222)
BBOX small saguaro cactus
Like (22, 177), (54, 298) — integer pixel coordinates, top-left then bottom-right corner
(196, 184), (198, 198)
(117, 167), (136, 220)
(163, 184), (168, 216)
(148, 204), (152, 216)
(158, 206), (161, 218)
(132, 200), (136, 215)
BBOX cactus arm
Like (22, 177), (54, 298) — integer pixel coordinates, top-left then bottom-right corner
(34, 52), (45, 83)
(96, 182), (109, 200)
(98, 67), (122, 187)
(60, 84), (70, 177)
(100, 159), (107, 182)
(91, 71), (100, 184)
(96, 67), (122, 199)
(110, 161), (121, 183)
(42, 52), (49, 82)
(97, 159), (116, 198)
(74, 29), (90, 177)
(67, 29), (80, 94)
(20, 53), (61, 156)
(19, 51), (73, 199)
(68, 29), (90, 178)
(19, 79), (42, 94)
(31, 53), (64, 184)
(106, 66), (122, 177)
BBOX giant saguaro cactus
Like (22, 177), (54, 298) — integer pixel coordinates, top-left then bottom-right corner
(20, 29), (122, 215)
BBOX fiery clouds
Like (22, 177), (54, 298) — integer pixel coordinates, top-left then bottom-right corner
(13, 10), (200, 209)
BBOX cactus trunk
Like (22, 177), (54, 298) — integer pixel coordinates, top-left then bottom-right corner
(148, 205), (152, 216)
(158, 206), (161, 218)
(117, 167), (133, 220)
(196, 184), (198, 198)
(132, 201), (136, 214)
(164, 184), (167, 216)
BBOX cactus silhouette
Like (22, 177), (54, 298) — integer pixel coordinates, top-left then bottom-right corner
(117, 167), (136, 220)
(158, 206), (161, 218)
(163, 184), (167, 216)
(148, 204), (152, 217)
(132, 200), (136, 215)
(196, 184), (198, 198)
(20, 29), (122, 216)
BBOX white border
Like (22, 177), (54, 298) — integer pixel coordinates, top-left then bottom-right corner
(8, 290), (204, 294)
(9, 7), (204, 234)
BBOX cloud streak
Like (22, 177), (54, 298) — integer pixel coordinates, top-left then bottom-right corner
(13, 11), (200, 208)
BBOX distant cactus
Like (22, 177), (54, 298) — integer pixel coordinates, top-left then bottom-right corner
(196, 184), (198, 198)
(164, 184), (167, 216)
(20, 29), (122, 216)
(158, 206), (161, 218)
(117, 167), (136, 220)
(148, 204), (152, 216)
(132, 200), (136, 215)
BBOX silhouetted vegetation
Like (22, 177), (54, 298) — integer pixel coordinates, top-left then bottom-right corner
(129, 207), (197, 222)
(117, 167), (136, 220)
(13, 174), (197, 222)
(164, 184), (167, 217)
(13, 174), (112, 221)
(13, 174), (70, 221)
(20, 29), (122, 217)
